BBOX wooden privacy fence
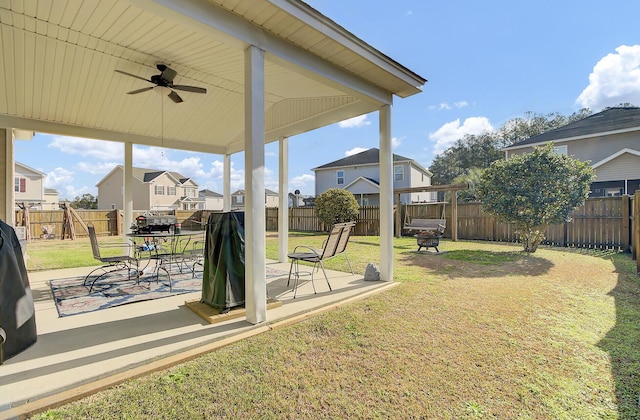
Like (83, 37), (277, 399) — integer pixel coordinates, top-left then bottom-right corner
(444, 196), (633, 252)
(14, 195), (639, 257)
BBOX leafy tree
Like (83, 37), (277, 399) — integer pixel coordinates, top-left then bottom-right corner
(70, 193), (98, 209)
(430, 133), (502, 186)
(445, 167), (484, 202)
(476, 144), (594, 253)
(314, 188), (359, 228)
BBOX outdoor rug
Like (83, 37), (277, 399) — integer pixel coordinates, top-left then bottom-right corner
(50, 265), (289, 317)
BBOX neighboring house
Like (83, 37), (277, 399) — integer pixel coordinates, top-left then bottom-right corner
(313, 148), (435, 205)
(288, 192), (309, 207)
(96, 166), (204, 210)
(43, 188), (59, 210)
(14, 162), (45, 209)
(503, 107), (640, 197)
(231, 189), (279, 209)
(199, 189), (224, 210)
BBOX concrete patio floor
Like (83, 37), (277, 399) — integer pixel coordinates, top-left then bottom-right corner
(0, 261), (396, 419)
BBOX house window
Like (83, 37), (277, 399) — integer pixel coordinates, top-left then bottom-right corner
(185, 188), (195, 197)
(553, 145), (567, 155)
(337, 170), (344, 185)
(167, 186), (176, 196)
(394, 165), (404, 182)
(14, 177), (26, 193)
(237, 195), (243, 204)
(155, 185), (164, 195)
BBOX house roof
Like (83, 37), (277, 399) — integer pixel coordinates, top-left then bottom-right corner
(0, 0), (426, 155)
(505, 107), (640, 150)
(96, 165), (193, 186)
(232, 189), (279, 196)
(15, 161), (46, 177)
(199, 189), (223, 198)
(313, 148), (431, 175)
(44, 188), (58, 194)
(343, 176), (380, 191)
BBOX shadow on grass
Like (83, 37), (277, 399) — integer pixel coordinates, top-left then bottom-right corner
(398, 248), (554, 278)
(597, 254), (640, 418)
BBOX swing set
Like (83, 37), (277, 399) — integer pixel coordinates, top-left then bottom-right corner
(394, 183), (469, 250)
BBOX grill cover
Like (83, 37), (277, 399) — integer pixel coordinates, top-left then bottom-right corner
(0, 220), (37, 363)
(201, 212), (245, 310)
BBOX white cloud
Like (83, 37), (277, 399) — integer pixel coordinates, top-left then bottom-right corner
(392, 137), (402, 148)
(576, 45), (640, 110)
(345, 147), (368, 156)
(48, 136), (123, 160)
(290, 173), (315, 189)
(338, 115), (371, 128)
(44, 167), (90, 200)
(428, 117), (493, 155)
(428, 101), (469, 111)
(76, 161), (120, 175)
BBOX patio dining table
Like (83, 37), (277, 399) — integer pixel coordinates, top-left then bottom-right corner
(127, 230), (205, 290)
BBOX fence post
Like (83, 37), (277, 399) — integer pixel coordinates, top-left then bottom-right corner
(634, 191), (639, 273)
(115, 210), (122, 236)
(621, 195), (630, 253)
(451, 191), (458, 241)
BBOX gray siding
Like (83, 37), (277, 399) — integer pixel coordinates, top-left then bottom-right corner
(595, 153), (640, 182)
(506, 131), (640, 163)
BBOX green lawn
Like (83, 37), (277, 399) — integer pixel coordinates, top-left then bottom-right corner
(29, 234), (640, 419)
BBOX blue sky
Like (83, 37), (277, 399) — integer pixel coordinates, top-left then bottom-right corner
(15, 0), (640, 201)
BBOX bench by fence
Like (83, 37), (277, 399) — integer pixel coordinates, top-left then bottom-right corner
(404, 218), (446, 235)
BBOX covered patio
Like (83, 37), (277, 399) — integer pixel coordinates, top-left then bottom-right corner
(0, 260), (397, 416)
(1, 0), (426, 325)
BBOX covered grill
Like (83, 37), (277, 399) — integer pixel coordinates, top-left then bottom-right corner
(133, 215), (178, 233)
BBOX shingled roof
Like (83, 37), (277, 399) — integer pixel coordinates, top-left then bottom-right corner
(313, 148), (416, 170)
(130, 167), (192, 184)
(505, 107), (640, 149)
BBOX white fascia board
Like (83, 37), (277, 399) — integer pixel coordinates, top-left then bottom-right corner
(95, 165), (122, 187)
(14, 161), (46, 177)
(271, 0), (426, 91)
(343, 176), (380, 190)
(591, 148), (640, 168)
(408, 160), (432, 176)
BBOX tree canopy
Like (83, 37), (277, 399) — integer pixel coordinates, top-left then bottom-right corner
(314, 188), (359, 228)
(476, 144), (594, 253)
(69, 193), (98, 209)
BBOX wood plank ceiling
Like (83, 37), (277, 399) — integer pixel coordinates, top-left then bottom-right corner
(0, 0), (425, 154)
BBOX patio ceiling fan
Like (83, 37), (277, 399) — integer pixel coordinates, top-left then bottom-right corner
(115, 64), (207, 103)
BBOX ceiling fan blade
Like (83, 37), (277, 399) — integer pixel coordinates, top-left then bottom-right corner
(115, 69), (152, 83)
(127, 87), (155, 95)
(168, 90), (184, 103)
(172, 85), (207, 94)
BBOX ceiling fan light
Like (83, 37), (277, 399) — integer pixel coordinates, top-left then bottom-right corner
(153, 85), (171, 95)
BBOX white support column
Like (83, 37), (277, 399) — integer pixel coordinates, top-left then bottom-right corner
(2, 129), (15, 225)
(124, 143), (133, 250)
(244, 45), (267, 324)
(278, 137), (289, 263)
(379, 105), (394, 282)
(223, 154), (231, 212)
